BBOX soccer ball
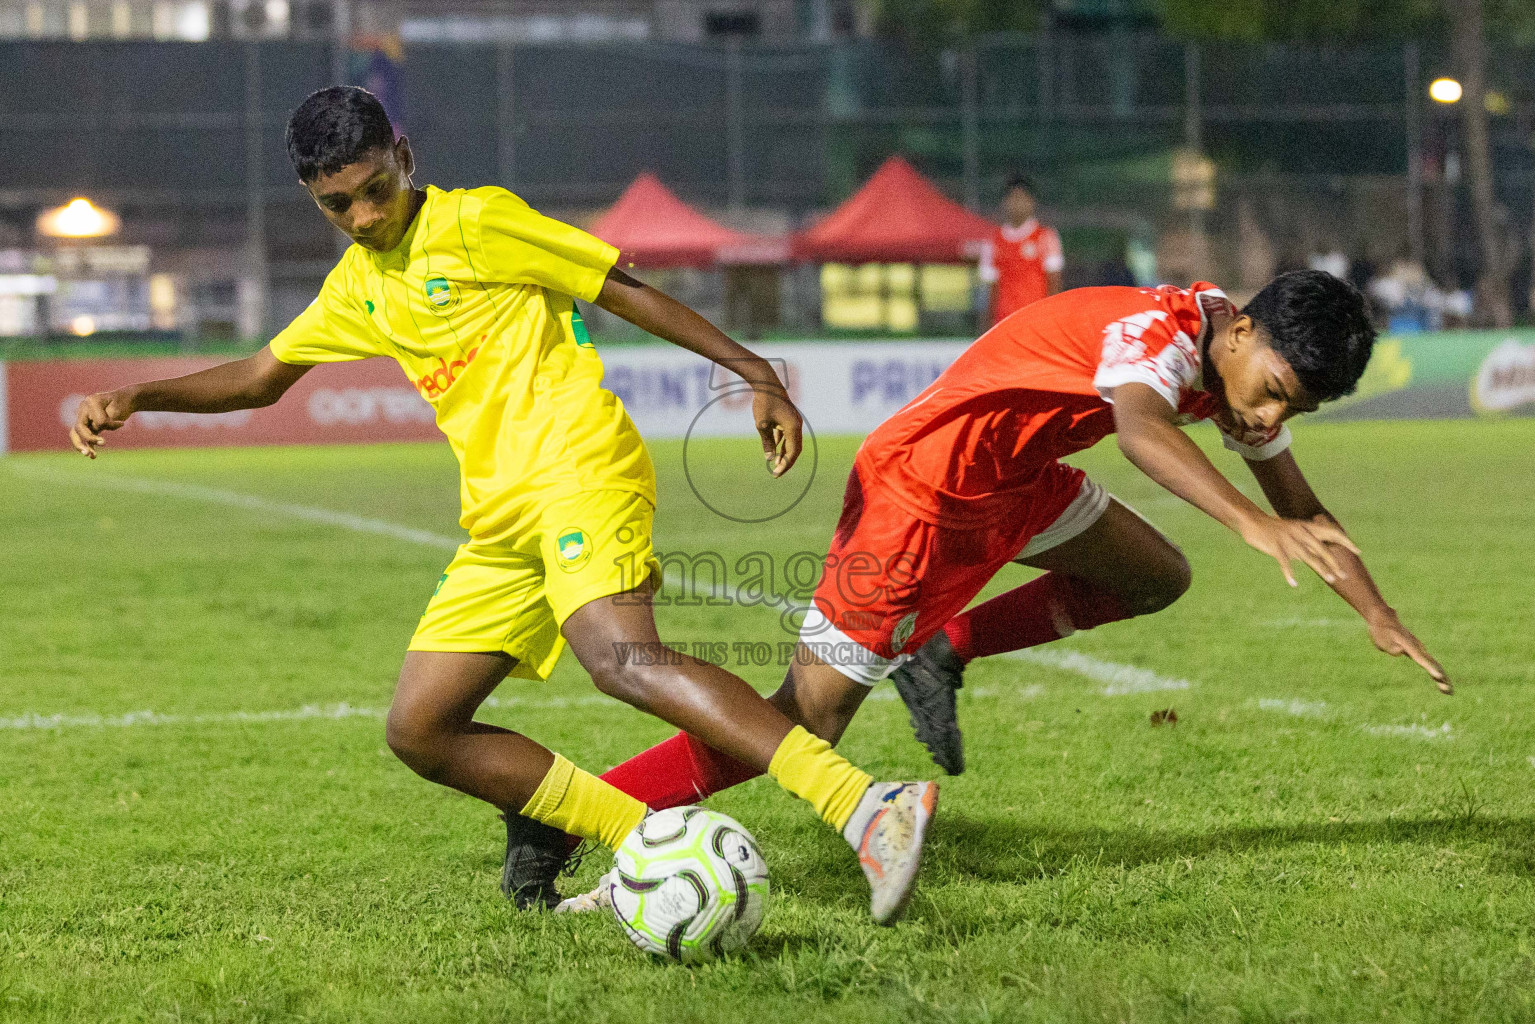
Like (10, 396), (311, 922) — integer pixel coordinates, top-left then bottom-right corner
(607, 806), (770, 963)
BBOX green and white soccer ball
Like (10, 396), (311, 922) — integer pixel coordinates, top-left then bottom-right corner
(607, 806), (770, 963)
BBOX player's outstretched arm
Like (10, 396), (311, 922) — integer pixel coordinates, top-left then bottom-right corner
(594, 266), (801, 477)
(1111, 382), (1359, 587)
(69, 346), (310, 458)
(1245, 449), (1450, 694)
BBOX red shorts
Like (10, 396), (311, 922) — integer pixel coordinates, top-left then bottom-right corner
(801, 460), (1108, 683)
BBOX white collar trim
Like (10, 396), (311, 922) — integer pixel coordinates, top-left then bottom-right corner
(1000, 218), (1038, 241)
(1193, 286), (1230, 390)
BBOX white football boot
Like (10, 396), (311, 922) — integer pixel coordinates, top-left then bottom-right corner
(843, 780), (939, 925)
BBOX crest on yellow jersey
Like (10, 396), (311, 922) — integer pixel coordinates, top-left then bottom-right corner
(423, 273), (458, 313)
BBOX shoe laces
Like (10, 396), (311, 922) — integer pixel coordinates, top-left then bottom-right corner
(561, 841), (591, 878)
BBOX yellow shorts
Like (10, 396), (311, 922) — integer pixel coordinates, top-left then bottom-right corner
(409, 488), (661, 681)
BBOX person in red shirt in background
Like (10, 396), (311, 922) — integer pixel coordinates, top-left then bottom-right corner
(978, 172), (1064, 326)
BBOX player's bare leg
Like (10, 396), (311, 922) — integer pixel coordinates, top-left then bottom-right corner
(559, 588), (797, 770)
(386, 651), (590, 909)
(1016, 498), (1191, 611)
(384, 590), (815, 811)
(895, 497), (1191, 773)
(387, 650), (556, 808)
(765, 651), (876, 746)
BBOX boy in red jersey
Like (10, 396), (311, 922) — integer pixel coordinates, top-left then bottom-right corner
(978, 172), (1063, 325)
(517, 271), (1450, 906)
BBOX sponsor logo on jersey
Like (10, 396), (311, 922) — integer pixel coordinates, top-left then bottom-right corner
(556, 528), (592, 571)
(890, 611), (918, 653)
(423, 273), (458, 312)
(412, 345), (482, 400)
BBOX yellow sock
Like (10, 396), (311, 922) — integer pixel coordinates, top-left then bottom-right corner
(520, 753), (648, 851)
(766, 725), (874, 830)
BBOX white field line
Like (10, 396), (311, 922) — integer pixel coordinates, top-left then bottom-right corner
(0, 703), (386, 731)
(1262, 700), (1460, 742)
(8, 465), (462, 550)
(0, 681), (1043, 732)
(1258, 698), (1330, 718)
(972, 683), (1045, 700)
(1257, 699), (1461, 743)
(864, 683), (1038, 704)
(1006, 648), (1191, 696)
(1361, 722), (1453, 741)
(0, 693), (626, 732)
(1262, 617), (1359, 629)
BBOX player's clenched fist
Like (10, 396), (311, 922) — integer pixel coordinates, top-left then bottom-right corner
(70, 390), (133, 458)
(1239, 513), (1360, 587)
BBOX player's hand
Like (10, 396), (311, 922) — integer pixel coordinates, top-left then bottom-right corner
(1368, 609), (1451, 695)
(70, 390), (133, 458)
(1239, 514), (1360, 587)
(753, 387), (802, 477)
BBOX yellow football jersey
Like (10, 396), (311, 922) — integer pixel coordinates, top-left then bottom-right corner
(270, 184), (655, 538)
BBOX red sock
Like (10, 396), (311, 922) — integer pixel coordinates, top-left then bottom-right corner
(554, 734), (760, 854)
(598, 732), (762, 811)
(942, 572), (1133, 662)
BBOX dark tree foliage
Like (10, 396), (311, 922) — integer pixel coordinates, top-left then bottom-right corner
(1153, 0), (1443, 41)
(869, 0), (1535, 42)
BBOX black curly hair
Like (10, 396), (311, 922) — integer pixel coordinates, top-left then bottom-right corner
(285, 86), (395, 184)
(1241, 270), (1376, 403)
(1003, 171), (1036, 193)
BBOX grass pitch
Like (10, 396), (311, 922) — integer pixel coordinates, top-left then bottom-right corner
(2, 418), (1533, 1023)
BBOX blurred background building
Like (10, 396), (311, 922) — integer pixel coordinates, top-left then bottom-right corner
(1, 0), (1532, 345)
(0, 1), (863, 43)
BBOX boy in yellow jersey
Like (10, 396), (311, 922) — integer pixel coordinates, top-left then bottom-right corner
(69, 86), (935, 926)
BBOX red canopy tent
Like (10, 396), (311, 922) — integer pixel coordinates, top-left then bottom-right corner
(792, 156), (995, 264)
(588, 172), (787, 269)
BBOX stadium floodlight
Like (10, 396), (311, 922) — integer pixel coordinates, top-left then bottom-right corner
(36, 197), (121, 239)
(1428, 78), (1463, 104)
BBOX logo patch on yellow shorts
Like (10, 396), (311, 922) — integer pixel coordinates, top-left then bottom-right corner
(556, 528), (592, 572)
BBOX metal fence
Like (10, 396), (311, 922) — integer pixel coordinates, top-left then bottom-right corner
(2, 33), (1533, 328)
(8, 35), (1535, 208)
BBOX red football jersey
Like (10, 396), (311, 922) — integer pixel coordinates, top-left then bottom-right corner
(856, 283), (1290, 529)
(979, 219), (1064, 324)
